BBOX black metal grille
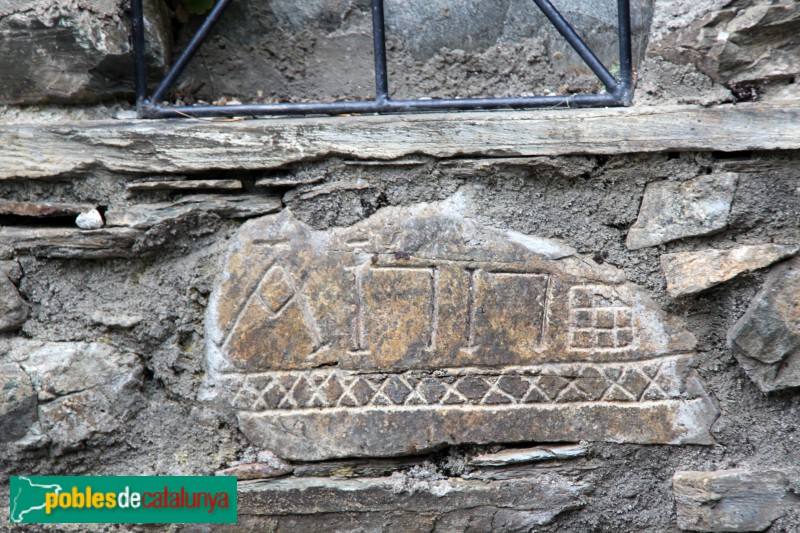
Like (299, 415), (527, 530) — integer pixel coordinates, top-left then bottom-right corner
(131, 0), (633, 119)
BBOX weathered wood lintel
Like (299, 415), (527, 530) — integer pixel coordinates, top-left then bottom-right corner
(1, 103), (799, 179)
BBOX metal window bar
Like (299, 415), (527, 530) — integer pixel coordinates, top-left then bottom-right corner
(131, 0), (633, 119)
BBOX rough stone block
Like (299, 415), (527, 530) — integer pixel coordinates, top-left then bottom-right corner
(626, 173), (738, 250)
(6, 340), (144, 450)
(728, 257), (800, 392)
(0, 362), (38, 443)
(673, 469), (798, 532)
(203, 200), (718, 460)
(661, 244), (799, 298)
(654, 2), (800, 89)
(0, 274), (28, 332)
(0, 0), (170, 104)
(0, 260), (22, 284)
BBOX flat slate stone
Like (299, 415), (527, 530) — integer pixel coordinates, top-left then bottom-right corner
(203, 201), (718, 460)
(255, 176), (324, 188)
(3, 106), (800, 181)
(215, 462), (293, 481)
(673, 469), (797, 532)
(224, 473), (587, 532)
(661, 244), (799, 298)
(626, 173), (738, 250)
(126, 179), (243, 191)
(728, 257), (800, 392)
(105, 194), (282, 229)
(0, 200), (94, 218)
(469, 444), (588, 466)
(0, 226), (143, 259)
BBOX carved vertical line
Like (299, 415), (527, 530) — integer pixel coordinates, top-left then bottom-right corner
(466, 268), (479, 348)
(345, 264), (369, 352)
(539, 274), (553, 351)
(346, 267), (359, 350)
(428, 267), (439, 350)
(354, 264), (367, 350)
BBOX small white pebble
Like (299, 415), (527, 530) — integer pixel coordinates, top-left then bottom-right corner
(75, 209), (104, 230)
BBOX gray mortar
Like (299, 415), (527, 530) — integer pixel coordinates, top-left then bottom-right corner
(1, 150), (798, 531)
(0, 0), (793, 116)
(2, 2), (800, 531)
(2, 0), (795, 111)
(169, 0), (653, 105)
(158, 0), (794, 108)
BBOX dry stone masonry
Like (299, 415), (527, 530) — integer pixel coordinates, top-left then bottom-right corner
(1, 1), (800, 531)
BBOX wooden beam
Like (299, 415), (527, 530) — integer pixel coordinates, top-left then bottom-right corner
(1, 103), (799, 180)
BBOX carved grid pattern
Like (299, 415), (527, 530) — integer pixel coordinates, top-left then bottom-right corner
(568, 285), (636, 352)
(228, 360), (686, 412)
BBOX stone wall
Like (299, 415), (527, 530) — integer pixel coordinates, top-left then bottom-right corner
(1, 1), (799, 532)
(2, 0), (798, 106)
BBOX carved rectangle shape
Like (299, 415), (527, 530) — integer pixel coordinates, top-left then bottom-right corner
(471, 272), (550, 358)
(568, 285), (636, 353)
(359, 267), (435, 369)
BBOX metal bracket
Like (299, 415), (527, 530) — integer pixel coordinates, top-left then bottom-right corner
(131, 0), (633, 119)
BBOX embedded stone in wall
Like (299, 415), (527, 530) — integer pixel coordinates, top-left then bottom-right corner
(215, 456), (293, 481)
(728, 257), (800, 392)
(0, 0), (170, 104)
(126, 179), (244, 192)
(0, 362), (38, 443)
(653, 2), (800, 91)
(233, 473), (588, 531)
(661, 244), (799, 298)
(626, 173), (738, 250)
(0, 260), (28, 332)
(5, 340), (144, 450)
(105, 194), (282, 229)
(204, 202), (718, 460)
(469, 444), (588, 466)
(0, 226), (144, 259)
(0, 260), (22, 284)
(0, 200), (95, 218)
(673, 469), (797, 532)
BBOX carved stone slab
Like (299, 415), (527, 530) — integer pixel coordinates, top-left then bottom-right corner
(203, 201), (718, 460)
